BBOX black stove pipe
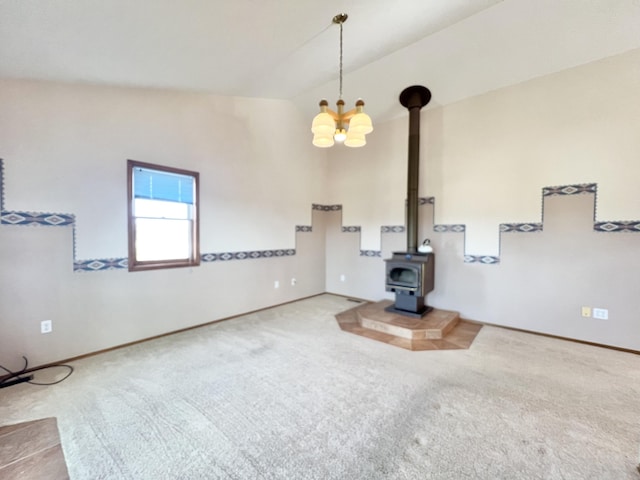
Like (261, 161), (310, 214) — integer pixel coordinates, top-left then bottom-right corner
(399, 86), (431, 253)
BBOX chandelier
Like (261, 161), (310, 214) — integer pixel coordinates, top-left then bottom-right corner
(311, 13), (373, 148)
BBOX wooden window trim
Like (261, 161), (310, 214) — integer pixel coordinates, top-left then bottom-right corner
(127, 159), (200, 272)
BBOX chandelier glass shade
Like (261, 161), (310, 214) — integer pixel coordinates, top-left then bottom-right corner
(311, 14), (373, 148)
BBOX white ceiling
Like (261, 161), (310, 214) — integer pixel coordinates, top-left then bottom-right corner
(1, 0), (640, 122)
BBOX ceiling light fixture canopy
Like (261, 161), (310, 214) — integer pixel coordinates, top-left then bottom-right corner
(311, 13), (373, 148)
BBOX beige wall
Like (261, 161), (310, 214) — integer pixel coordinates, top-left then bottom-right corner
(0, 80), (328, 368)
(0, 80), (329, 257)
(324, 48), (640, 351)
(2, 47), (639, 368)
(328, 48), (640, 255)
(326, 191), (640, 350)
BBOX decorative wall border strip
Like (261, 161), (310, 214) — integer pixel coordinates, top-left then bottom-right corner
(500, 223), (543, 233)
(201, 249), (296, 262)
(375, 198), (468, 259)
(312, 204), (342, 211)
(0, 159), (331, 272)
(74, 258), (129, 272)
(1, 211), (75, 226)
(354, 186), (638, 264)
(464, 255), (500, 264)
(73, 248), (300, 271)
(543, 183), (597, 196)
(2, 155), (639, 272)
(381, 225), (405, 233)
(594, 221), (640, 232)
(434, 224), (466, 233)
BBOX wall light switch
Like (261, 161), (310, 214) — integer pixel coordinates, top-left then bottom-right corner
(581, 306), (591, 318)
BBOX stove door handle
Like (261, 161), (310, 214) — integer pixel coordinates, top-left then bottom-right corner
(387, 285), (417, 292)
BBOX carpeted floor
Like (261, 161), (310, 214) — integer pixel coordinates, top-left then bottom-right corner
(0, 294), (639, 479)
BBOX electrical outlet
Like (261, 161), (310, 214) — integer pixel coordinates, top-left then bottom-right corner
(274, 280), (279, 289)
(41, 320), (52, 334)
(291, 278), (296, 286)
(593, 308), (608, 320)
(340, 274), (346, 282)
(581, 306), (591, 318)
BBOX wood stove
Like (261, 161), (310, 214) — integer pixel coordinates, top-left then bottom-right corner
(385, 85), (433, 318)
(384, 252), (434, 317)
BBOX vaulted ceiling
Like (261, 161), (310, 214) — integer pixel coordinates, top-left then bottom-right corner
(1, 0), (639, 122)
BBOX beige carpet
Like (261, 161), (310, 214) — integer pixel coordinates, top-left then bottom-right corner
(0, 294), (638, 479)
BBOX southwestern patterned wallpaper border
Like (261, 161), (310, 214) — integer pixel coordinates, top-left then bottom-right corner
(1, 158), (638, 272)
(0, 158), (304, 272)
(356, 182), (639, 264)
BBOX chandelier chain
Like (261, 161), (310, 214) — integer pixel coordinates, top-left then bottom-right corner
(339, 20), (343, 99)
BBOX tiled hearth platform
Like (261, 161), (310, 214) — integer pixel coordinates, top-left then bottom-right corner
(336, 300), (482, 351)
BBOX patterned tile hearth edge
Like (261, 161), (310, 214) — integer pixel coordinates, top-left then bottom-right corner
(0, 159), (638, 271)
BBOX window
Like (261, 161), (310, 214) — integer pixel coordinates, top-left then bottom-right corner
(127, 160), (200, 271)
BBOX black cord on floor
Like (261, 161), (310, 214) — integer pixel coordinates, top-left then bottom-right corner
(0, 356), (73, 388)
